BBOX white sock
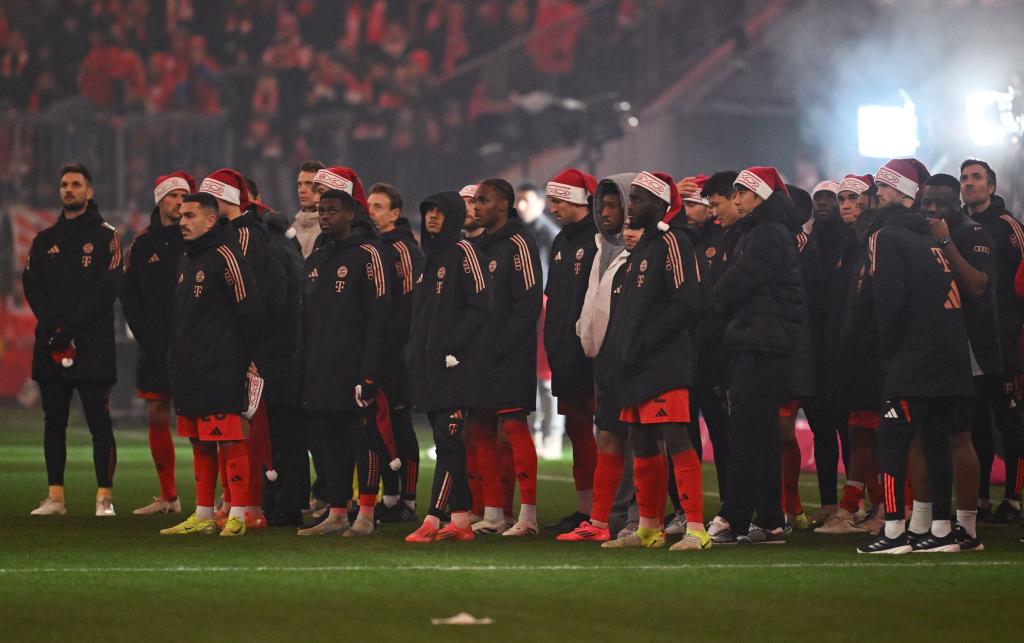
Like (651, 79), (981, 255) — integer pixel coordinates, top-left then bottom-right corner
(383, 495), (399, 508)
(957, 510), (977, 538)
(196, 506), (215, 520)
(1007, 499), (1021, 510)
(576, 489), (593, 515)
(884, 519), (905, 539)
(909, 500), (932, 534)
(589, 518), (608, 529)
(518, 504), (537, 524)
(228, 505), (245, 520)
(403, 499), (416, 510)
(451, 511), (470, 529)
(931, 519), (951, 538)
(424, 515), (441, 528)
(483, 506), (503, 523)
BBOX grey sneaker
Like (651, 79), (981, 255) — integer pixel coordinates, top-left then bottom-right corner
(707, 517), (737, 545)
(297, 513), (350, 536)
(739, 524), (786, 544)
(342, 515), (376, 537)
(664, 512), (686, 536)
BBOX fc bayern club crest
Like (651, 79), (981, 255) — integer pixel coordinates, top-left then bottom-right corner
(195, 270), (205, 283)
(488, 260), (498, 273)
(705, 247), (717, 259)
(575, 248), (584, 260)
(82, 242), (94, 254)
(639, 259), (648, 273)
(337, 266), (348, 278)
(437, 266), (446, 279)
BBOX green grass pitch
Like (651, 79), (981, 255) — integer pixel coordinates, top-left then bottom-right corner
(1, 405), (1021, 642)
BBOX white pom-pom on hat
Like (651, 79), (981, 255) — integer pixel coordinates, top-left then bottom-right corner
(657, 221), (670, 232)
(265, 469), (278, 482)
(389, 458), (402, 471)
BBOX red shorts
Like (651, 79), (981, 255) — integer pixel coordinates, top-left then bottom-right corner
(137, 390), (170, 401)
(848, 410), (880, 430)
(619, 389), (691, 425)
(177, 414), (246, 442)
(557, 392), (596, 417)
(778, 399), (801, 417)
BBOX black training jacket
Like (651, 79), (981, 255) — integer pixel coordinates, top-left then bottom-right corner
(475, 218), (543, 410)
(968, 195), (1023, 374)
(713, 191), (804, 354)
(947, 212), (1001, 376)
(787, 229), (819, 398)
(693, 220), (733, 390)
(168, 226), (262, 417)
(544, 215), (597, 397)
(380, 218), (425, 403)
(258, 209), (304, 403)
(406, 192), (491, 412)
(607, 220), (700, 407)
(121, 208), (185, 394)
(24, 201), (123, 383)
(871, 209), (973, 399)
(300, 222), (390, 411)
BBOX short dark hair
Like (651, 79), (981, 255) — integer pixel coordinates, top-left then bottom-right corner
(517, 182), (540, 195)
(320, 189), (357, 212)
(702, 171), (738, 199)
(184, 192), (220, 214)
(926, 173), (963, 201)
(960, 159), (996, 188)
(60, 162), (92, 185)
(299, 160), (325, 174)
(244, 175), (259, 199)
(369, 182), (403, 211)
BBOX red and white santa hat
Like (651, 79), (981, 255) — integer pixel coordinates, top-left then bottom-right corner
(838, 173), (874, 196)
(811, 180), (840, 196)
(459, 184), (478, 199)
(153, 171), (195, 204)
(545, 168), (597, 206)
(875, 158), (930, 199)
(632, 171), (682, 231)
(199, 168), (249, 208)
(681, 174), (710, 206)
(734, 166), (790, 201)
(313, 166), (368, 209)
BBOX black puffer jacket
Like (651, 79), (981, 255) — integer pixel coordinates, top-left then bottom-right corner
(258, 209), (304, 403)
(168, 226), (262, 417)
(379, 218), (425, 403)
(693, 219), (734, 390)
(871, 208), (973, 399)
(23, 201), (123, 383)
(406, 192), (491, 412)
(121, 208), (184, 393)
(713, 191), (804, 354)
(544, 214), (597, 397)
(475, 218), (543, 410)
(607, 219), (700, 406)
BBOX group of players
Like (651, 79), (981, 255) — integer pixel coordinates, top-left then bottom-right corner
(22, 153), (1024, 553)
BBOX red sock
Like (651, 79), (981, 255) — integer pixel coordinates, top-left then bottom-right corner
(503, 417), (537, 505)
(634, 454), (668, 521)
(469, 420), (503, 508)
(499, 438), (516, 514)
(464, 432), (485, 516)
(246, 447), (262, 508)
(591, 451), (625, 524)
(780, 441), (802, 515)
(192, 442), (218, 507)
(671, 449), (704, 525)
(565, 413), (597, 492)
(218, 447), (231, 505)
(1015, 457), (1024, 497)
(221, 442), (249, 511)
(839, 481), (865, 514)
(359, 492), (376, 508)
(148, 423), (176, 500)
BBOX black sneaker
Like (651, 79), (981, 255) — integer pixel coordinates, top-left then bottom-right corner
(987, 500), (1021, 525)
(545, 511), (590, 534)
(977, 505), (992, 522)
(857, 532), (912, 554)
(911, 530), (961, 553)
(953, 524), (985, 552)
(906, 530), (928, 548)
(375, 502), (419, 523)
(739, 524), (786, 545)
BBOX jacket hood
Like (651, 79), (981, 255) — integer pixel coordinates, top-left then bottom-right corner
(262, 208), (293, 234)
(148, 206), (184, 239)
(593, 173), (635, 274)
(880, 206), (929, 234)
(856, 204), (911, 244)
(419, 191), (467, 255)
(969, 194), (1008, 219)
(383, 217), (418, 244)
(60, 200), (102, 229)
(740, 190), (802, 235)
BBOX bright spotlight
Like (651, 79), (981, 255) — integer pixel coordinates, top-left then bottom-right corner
(627, 116), (639, 128)
(966, 89), (1018, 146)
(857, 91), (920, 158)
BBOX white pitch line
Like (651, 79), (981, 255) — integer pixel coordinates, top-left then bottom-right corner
(0, 561), (1018, 574)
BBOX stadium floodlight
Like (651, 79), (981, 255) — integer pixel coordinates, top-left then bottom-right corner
(965, 89), (1019, 146)
(857, 91), (920, 158)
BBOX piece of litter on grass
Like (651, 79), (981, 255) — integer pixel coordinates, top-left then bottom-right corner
(431, 612), (493, 625)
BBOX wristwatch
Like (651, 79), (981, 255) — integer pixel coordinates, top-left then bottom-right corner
(938, 236), (952, 247)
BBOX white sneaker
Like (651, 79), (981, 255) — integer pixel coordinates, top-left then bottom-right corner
(297, 513), (350, 536)
(814, 507), (864, 534)
(342, 515), (376, 538)
(96, 497), (116, 517)
(30, 496), (66, 516)
(471, 516), (507, 534)
(664, 512), (686, 536)
(501, 520), (539, 537)
(133, 496), (182, 515)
